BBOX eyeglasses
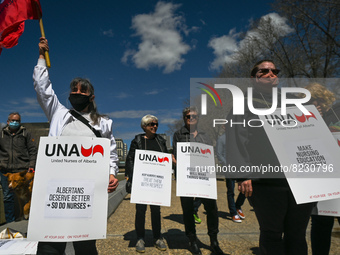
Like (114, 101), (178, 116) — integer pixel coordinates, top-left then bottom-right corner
(147, 122), (158, 127)
(185, 115), (198, 120)
(257, 68), (280, 75)
(9, 120), (20, 123)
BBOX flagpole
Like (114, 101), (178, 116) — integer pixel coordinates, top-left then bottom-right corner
(38, 18), (50, 68)
(34, 1), (51, 68)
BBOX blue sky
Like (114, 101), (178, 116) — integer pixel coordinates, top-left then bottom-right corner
(0, 0), (277, 147)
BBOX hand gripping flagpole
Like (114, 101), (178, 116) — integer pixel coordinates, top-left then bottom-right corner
(34, 1), (51, 68)
(38, 18), (51, 68)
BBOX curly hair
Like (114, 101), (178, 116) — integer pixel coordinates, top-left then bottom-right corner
(303, 83), (336, 114)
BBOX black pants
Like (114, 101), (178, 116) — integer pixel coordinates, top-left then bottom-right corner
(180, 196), (219, 241)
(311, 215), (340, 255)
(36, 240), (97, 255)
(248, 183), (314, 255)
(135, 204), (161, 239)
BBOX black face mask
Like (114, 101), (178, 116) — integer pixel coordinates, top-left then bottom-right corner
(69, 94), (91, 112)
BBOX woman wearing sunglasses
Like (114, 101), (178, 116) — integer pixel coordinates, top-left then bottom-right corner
(125, 115), (168, 253)
(226, 60), (314, 255)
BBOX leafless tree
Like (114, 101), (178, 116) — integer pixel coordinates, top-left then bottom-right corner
(219, 0), (340, 79)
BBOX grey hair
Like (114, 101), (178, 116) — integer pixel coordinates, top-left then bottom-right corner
(182, 106), (198, 119)
(141, 115), (158, 130)
(8, 112), (21, 121)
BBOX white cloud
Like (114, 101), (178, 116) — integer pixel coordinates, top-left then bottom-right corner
(107, 110), (157, 119)
(208, 12), (293, 70)
(262, 13), (294, 35)
(7, 97), (40, 111)
(114, 92), (133, 99)
(113, 131), (140, 140)
(122, 1), (191, 73)
(106, 108), (182, 120)
(0, 97), (44, 121)
(102, 29), (114, 38)
(145, 89), (161, 95)
(208, 29), (239, 70)
(160, 118), (177, 124)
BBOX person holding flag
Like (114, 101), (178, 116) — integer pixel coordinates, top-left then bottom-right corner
(33, 38), (119, 255)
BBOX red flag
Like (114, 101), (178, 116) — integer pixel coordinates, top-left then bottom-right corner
(0, 0), (42, 54)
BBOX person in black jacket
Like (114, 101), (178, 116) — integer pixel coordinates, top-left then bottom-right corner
(125, 114), (168, 253)
(226, 60), (314, 255)
(303, 83), (340, 255)
(0, 112), (37, 223)
(172, 106), (224, 255)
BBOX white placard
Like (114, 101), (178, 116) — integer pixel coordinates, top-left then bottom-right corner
(0, 240), (37, 255)
(176, 142), (217, 199)
(312, 198), (340, 217)
(27, 136), (110, 242)
(259, 105), (340, 204)
(130, 150), (172, 206)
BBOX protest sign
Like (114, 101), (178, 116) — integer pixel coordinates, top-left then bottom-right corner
(259, 105), (340, 204)
(27, 136), (110, 241)
(312, 198), (340, 217)
(0, 239), (37, 255)
(176, 142), (217, 199)
(130, 150), (172, 206)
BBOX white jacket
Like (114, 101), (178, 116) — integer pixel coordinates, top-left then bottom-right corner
(33, 59), (119, 176)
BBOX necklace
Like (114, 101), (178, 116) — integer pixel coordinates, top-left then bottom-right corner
(259, 92), (271, 109)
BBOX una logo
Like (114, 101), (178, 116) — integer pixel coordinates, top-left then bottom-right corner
(45, 144), (104, 157)
(138, 154), (169, 163)
(294, 112), (317, 123)
(198, 82), (222, 110)
(201, 148), (211, 154)
(181, 146), (211, 154)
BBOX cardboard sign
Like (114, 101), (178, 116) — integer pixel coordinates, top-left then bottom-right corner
(130, 150), (172, 206)
(259, 105), (340, 204)
(27, 136), (110, 242)
(176, 142), (217, 199)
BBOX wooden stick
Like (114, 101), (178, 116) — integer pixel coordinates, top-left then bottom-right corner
(39, 18), (51, 68)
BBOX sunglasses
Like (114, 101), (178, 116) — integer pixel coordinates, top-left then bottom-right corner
(147, 122), (158, 127)
(257, 68), (280, 75)
(9, 120), (20, 123)
(185, 115), (198, 120)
